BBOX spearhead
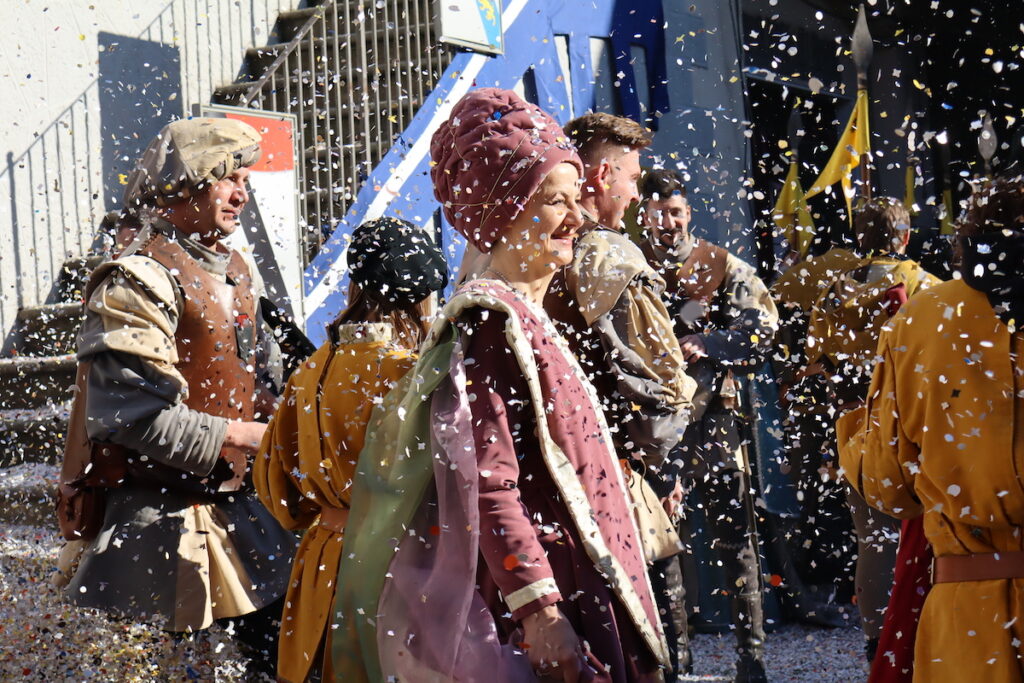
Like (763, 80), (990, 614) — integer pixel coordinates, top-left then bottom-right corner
(851, 5), (874, 91)
(979, 113), (997, 175)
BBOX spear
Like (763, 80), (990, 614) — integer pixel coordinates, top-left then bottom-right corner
(902, 111), (920, 215)
(851, 4), (873, 200)
(773, 105), (816, 258)
(804, 5), (873, 222)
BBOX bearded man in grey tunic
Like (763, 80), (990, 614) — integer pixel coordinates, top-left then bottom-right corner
(637, 168), (779, 683)
(62, 118), (296, 678)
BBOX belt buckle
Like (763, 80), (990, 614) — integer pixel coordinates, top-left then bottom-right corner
(928, 555), (936, 584)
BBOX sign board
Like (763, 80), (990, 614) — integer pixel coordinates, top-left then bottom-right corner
(194, 104), (305, 322)
(439, 0), (504, 54)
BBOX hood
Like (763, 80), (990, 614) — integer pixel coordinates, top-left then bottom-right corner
(960, 230), (1024, 329)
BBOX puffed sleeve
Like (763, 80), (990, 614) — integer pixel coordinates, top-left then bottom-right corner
(591, 275), (697, 473)
(699, 259), (779, 367)
(79, 260), (228, 475)
(461, 308), (562, 621)
(838, 328), (924, 519)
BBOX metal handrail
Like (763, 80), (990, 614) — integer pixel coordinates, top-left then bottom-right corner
(241, 3), (330, 104)
(223, 0), (453, 260)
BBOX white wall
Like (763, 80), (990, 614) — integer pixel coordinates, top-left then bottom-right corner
(0, 0), (299, 339)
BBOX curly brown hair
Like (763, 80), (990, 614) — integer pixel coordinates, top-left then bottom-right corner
(853, 197), (911, 254)
(564, 113), (652, 163)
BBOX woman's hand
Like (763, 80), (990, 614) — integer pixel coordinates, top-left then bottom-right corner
(520, 605), (584, 682)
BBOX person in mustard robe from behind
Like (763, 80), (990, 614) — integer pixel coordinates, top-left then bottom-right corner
(839, 176), (1024, 682)
(254, 217), (448, 683)
(806, 198), (941, 664)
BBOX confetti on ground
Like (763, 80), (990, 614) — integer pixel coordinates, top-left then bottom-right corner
(682, 622), (867, 682)
(2, 520), (866, 681)
(0, 524), (257, 681)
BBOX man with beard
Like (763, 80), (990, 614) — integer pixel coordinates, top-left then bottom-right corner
(637, 168), (777, 683)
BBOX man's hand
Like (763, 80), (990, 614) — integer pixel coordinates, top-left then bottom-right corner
(661, 478), (684, 519)
(223, 420), (268, 453)
(818, 459), (840, 483)
(796, 362), (827, 380)
(217, 421), (268, 492)
(678, 334), (707, 363)
(218, 445), (248, 491)
(520, 605), (584, 682)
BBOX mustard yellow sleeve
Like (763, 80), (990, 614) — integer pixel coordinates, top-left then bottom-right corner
(840, 329), (924, 519)
(254, 371), (320, 531)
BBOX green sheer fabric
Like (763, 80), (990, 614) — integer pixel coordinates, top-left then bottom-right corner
(331, 325), (456, 682)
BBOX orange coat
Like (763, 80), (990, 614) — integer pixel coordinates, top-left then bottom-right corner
(254, 323), (414, 683)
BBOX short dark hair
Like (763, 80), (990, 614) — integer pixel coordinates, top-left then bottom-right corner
(640, 168), (687, 204)
(564, 113), (652, 163)
(853, 197), (911, 253)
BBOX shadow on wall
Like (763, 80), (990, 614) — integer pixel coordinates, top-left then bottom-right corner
(0, 0), (299, 349)
(0, 33), (181, 354)
(98, 32), (182, 212)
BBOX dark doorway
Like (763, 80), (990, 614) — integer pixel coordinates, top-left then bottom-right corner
(745, 77), (854, 281)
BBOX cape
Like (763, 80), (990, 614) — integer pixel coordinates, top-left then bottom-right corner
(331, 280), (667, 682)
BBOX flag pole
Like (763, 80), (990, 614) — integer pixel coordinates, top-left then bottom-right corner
(851, 5), (873, 201)
(786, 105), (802, 164)
(903, 114), (920, 216)
(784, 106), (807, 257)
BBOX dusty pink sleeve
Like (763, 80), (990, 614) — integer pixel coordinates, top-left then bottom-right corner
(462, 309), (562, 621)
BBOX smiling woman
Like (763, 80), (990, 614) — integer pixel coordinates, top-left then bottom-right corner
(332, 88), (669, 683)
(481, 161), (583, 304)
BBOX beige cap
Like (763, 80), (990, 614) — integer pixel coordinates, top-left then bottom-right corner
(123, 117), (262, 209)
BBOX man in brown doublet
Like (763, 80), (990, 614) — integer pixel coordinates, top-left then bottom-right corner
(62, 118), (296, 678)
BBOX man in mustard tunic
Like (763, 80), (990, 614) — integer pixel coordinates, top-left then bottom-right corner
(770, 240), (864, 609)
(840, 176), (1024, 681)
(807, 198), (940, 663)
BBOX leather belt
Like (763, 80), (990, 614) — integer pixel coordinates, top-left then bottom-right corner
(318, 505), (350, 534)
(932, 551), (1024, 584)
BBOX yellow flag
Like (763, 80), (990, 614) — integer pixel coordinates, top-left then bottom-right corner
(806, 88), (871, 221)
(772, 159), (815, 258)
(940, 188), (955, 235)
(903, 161), (918, 216)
